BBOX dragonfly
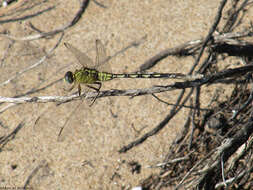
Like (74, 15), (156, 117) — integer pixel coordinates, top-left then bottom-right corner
(64, 39), (203, 104)
(59, 39), (203, 141)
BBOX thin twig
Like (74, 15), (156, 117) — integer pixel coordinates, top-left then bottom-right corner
(191, 0), (228, 75)
(92, 0), (107, 8)
(215, 169), (247, 189)
(0, 121), (25, 150)
(151, 94), (210, 111)
(149, 151), (193, 168)
(23, 160), (48, 189)
(188, 100), (196, 150)
(0, 103), (16, 114)
(0, 0), (90, 41)
(0, 33), (63, 87)
(221, 152), (228, 188)
(0, 5), (55, 24)
(222, 0), (250, 33)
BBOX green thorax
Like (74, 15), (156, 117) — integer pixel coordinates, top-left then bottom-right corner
(74, 68), (113, 84)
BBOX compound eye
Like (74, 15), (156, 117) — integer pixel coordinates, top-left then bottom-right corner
(64, 71), (74, 84)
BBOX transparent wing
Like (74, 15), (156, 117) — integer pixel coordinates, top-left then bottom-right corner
(64, 42), (95, 68)
(95, 39), (111, 73)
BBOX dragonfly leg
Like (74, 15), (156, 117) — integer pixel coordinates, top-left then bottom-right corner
(86, 82), (101, 91)
(64, 83), (76, 93)
(78, 84), (81, 96)
(86, 82), (102, 106)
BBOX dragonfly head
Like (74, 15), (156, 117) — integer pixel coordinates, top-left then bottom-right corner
(64, 71), (74, 84)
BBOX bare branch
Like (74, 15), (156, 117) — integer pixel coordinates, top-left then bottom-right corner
(0, 0), (90, 41)
(140, 30), (253, 71)
(0, 5), (55, 24)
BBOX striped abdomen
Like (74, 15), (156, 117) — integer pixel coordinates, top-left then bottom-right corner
(98, 72), (203, 81)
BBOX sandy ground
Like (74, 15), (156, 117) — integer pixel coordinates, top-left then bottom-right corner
(0, 0), (245, 189)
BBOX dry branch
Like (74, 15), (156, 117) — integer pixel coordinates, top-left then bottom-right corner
(0, 0), (90, 41)
(140, 30), (253, 71)
(0, 5), (55, 24)
(1, 63), (253, 103)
